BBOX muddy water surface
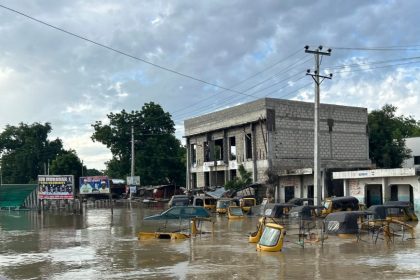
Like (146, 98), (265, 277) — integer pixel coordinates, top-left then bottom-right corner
(1, 204), (420, 279)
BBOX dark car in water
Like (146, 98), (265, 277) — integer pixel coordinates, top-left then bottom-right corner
(168, 195), (190, 207)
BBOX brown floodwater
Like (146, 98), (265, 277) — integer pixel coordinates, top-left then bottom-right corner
(1, 202), (420, 280)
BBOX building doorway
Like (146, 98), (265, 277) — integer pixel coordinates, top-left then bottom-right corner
(284, 186), (295, 203)
(365, 184), (382, 207)
(307, 185), (314, 200)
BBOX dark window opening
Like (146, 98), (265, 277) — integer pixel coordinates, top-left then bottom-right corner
(229, 137), (236, 160)
(191, 144), (197, 165)
(204, 172), (210, 187)
(191, 173), (197, 189)
(214, 139), (224, 161)
(230, 169), (237, 180)
(307, 185), (314, 200)
(414, 156), (420, 165)
(245, 133), (252, 160)
(390, 185), (398, 201)
(285, 186), (295, 203)
(204, 142), (210, 162)
(327, 118), (334, 132)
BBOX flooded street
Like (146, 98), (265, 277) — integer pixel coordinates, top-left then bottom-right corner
(1, 204), (420, 280)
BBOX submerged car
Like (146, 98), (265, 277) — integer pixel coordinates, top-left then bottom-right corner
(240, 197), (256, 213)
(138, 206), (212, 240)
(249, 203), (293, 243)
(216, 199), (238, 214)
(367, 204), (418, 222)
(287, 198), (314, 206)
(289, 205), (321, 220)
(192, 196), (217, 212)
(228, 206), (245, 219)
(323, 211), (368, 238)
(168, 195), (190, 207)
(321, 196), (360, 217)
(256, 223), (286, 252)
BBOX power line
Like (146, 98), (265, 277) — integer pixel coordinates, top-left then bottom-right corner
(333, 59), (420, 74)
(324, 56), (420, 70)
(328, 45), (420, 51)
(172, 57), (312, 120)
(170, 50), (304, 115)
(0, 4), (253, 98)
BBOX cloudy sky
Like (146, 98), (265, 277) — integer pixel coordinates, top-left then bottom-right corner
(1, 0), (420, 170)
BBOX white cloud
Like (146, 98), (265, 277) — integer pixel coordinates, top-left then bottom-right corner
(1, 0), (420, 170)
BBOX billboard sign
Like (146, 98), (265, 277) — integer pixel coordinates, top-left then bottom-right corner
(127, 176), (140, 186)
(79, 176), (110, 194)
(38, 175), (74, 200)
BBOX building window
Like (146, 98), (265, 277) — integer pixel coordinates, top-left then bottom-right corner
(191, 144), (197, 165)
(414, 156), (420, 165)
(230, 169), (237, 180)
(229, 137), (236, 160)
(245, 133), (252, 160)
(204, 172), (210, 186)
(214, 139), (224, 161)
(204, 142), (210, 162)
(191, 173), (197, 188)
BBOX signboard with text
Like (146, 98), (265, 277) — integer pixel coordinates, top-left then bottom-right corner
(79, 176), (110, 194)
(38, 175), (74, 200)
(127, 176), (140, 186)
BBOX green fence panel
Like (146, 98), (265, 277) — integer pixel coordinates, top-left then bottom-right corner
(0, 184), (37, 208)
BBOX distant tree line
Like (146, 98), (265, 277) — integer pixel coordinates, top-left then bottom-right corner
(91, 102), (186, 186)
(0, 102), (186, 186)
(0, 122), (100, 184)
(368, 104), (420, 168)
(1, 102), (419, 186)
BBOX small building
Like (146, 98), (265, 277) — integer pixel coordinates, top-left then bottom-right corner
(402, 137), (420, 168)
(333, 168), (420, 212)
(184, 98), (372, 203)
(139, 184), (182, 200)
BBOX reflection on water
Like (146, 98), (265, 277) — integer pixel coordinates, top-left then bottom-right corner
(1, 205), (420, 279)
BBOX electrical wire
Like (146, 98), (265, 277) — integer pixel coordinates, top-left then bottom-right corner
(0, 4), (254, 98)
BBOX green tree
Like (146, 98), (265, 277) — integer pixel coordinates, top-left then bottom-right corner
(368, 104), (420, 168)
(224, 165), (252, 191)
(86, 168), (104, 176)
(92, 102), (186, 185)
(0, 122), (65, 184)
(50, 150), (83, 177)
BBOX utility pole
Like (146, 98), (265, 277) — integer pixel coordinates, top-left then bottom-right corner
(305, 45), (332, 207)
(131, 126), (135, 177)
(130, 125), (135, 200)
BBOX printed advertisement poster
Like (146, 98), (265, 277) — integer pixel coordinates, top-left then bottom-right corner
(79, 176), (110, 194)
(38, 175), (74, 200)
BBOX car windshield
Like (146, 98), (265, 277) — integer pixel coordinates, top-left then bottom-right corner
(259, 227), (281, 247)
(217, 201), (230, 208)
(205, 199), (216, 205)
(173, 199), (188, 206)
(243, 199), (255, 206)
(230, 207), (243, 216)
(323, 201), (331, 209)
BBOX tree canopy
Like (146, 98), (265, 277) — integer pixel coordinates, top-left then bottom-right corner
(224, 165), (252, 191)
(0, 123), (65, 183)
(368, 104), (420, 168)
(50, 150), (83, 179)
(91, 102), (186, 185)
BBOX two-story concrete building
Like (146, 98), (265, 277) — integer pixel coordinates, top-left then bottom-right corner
(184, 98), (372, 202)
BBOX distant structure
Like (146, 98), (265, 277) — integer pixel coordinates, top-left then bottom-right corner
(402, 137), (420, 168)
(184, 98), (371, 203)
